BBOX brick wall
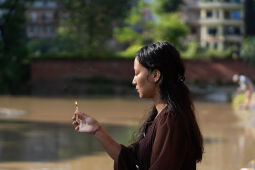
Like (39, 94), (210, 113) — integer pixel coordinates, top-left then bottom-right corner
(30, 59), (255, 84)
(30, 59), (134, 81)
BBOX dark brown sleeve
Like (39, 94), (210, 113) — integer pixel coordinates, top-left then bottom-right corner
(114, 143), (139, 170)
(149, 113), (187, 170)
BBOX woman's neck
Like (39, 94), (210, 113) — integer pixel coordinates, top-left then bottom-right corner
(153, 90), (167, 114)
(155, 103), (167, 114)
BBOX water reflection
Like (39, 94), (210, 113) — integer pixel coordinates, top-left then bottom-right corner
(0, 120), (135, 162)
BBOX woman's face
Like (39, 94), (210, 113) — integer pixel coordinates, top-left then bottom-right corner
(132, 57), (156, 98)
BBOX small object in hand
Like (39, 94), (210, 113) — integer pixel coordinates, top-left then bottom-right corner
(75, 101), (79, 121)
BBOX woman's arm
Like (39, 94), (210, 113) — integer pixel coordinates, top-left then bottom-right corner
(94, 126), (121, 160)
(72, 111), (121, 161)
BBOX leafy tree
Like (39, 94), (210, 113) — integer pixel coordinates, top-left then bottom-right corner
(60, 0), (134, 55)
(0, 0), (28, 94)
(27, 27), (80, 57)
(153, 0), (183, 13)
(114, 1), (187, 57)
(241, 36), (255, 63)
(114, 1), (156, 57)
(181, 40), (200, 59)
(154, 13), (187, 49)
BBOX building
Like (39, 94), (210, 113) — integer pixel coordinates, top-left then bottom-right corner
(182, 0), (201, 42)
(199, 0), (244, 51)
(26, 0), (59, 39)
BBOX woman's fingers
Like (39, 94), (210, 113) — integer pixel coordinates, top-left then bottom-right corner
(74, 111), (87, 120)
(75, 125), (79, 131)
(72, 120), (79, 126)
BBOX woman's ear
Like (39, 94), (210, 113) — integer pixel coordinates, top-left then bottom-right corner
(152, 69), (161, 83)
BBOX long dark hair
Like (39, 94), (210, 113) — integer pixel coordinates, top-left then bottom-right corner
(133, 41), (203, 162)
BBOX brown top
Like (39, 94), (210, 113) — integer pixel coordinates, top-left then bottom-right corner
(114, 107), (197, 170)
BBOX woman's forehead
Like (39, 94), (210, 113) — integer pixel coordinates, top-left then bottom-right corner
(134, 58), (148, 72)
(134, 58), (141, 69)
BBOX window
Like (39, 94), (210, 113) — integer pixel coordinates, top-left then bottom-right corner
(29, 12), (37, 22)
(224, 11), (231, 19)
(41, 12), (53, 22)
(43, 0), (48, 5)
(206, 11), (213, 18)
(232, 0), (241, 3)
(225, 27), (241, 35)
(232, 11), (241, 19)
(33, 1), (44, 8)
(28, 25), (39, 33)
(208, 28), (217, 36)
(33, 25), (40, 33)
(191, 27), (197, 34)
(47, 1), (57, 8)
(43, 0), (57, 8)
(44, 25), (53, 33)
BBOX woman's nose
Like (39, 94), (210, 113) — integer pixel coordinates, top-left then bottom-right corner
(132, 77), (136, 85)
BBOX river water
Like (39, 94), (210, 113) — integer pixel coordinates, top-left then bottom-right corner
(0, 95), (255, 170)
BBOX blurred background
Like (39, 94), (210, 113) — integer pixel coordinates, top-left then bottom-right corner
(0, 0), (255, 169)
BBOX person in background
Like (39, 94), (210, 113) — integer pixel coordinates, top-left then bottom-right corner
(233, 74), (254, 110)
(72, 41), (204, 170)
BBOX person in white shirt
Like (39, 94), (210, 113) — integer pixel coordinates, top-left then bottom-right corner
(233, 74), (254, 110)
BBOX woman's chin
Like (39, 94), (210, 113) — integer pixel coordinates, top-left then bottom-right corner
(138, 92), (143, 98)
(139, 93), (149, 99)
(139, 92), (154, 99)
(138, 93), (142, 98)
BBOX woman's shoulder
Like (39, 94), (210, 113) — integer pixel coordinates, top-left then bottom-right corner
(155, 107), (177, 125)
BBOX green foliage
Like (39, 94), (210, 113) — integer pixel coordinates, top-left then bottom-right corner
(61, 0), (133, 52)
(27, 27), (118, 59)
(181, 41), (233, 59)
(114, 1), (187, 57)
(28, 0), (134, 59)
(117, 44), (143, 58)
(206, 47), (233, 59)
(114, 1), (155, 57)
(240, 36), (255, 63)
(232, 94), (245, 111)
(181, 41), (201, 59)
(0, 0), (28, 94)
(231, 93), (254, 121)
(153, 13), (188, 49)
(27, 28), (80, 57)
(153, 0), (183, 13)
(114, 27), (141, 43)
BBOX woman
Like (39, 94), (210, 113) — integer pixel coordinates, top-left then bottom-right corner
(72, 41), (204, 170)
(232, 74), (254, 110)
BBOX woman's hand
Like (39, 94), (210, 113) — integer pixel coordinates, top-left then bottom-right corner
(72, 111), (121, 161)
(72, 111), (101, 135)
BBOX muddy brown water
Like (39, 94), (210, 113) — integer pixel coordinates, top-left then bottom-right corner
(0, 96), (255, 170)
